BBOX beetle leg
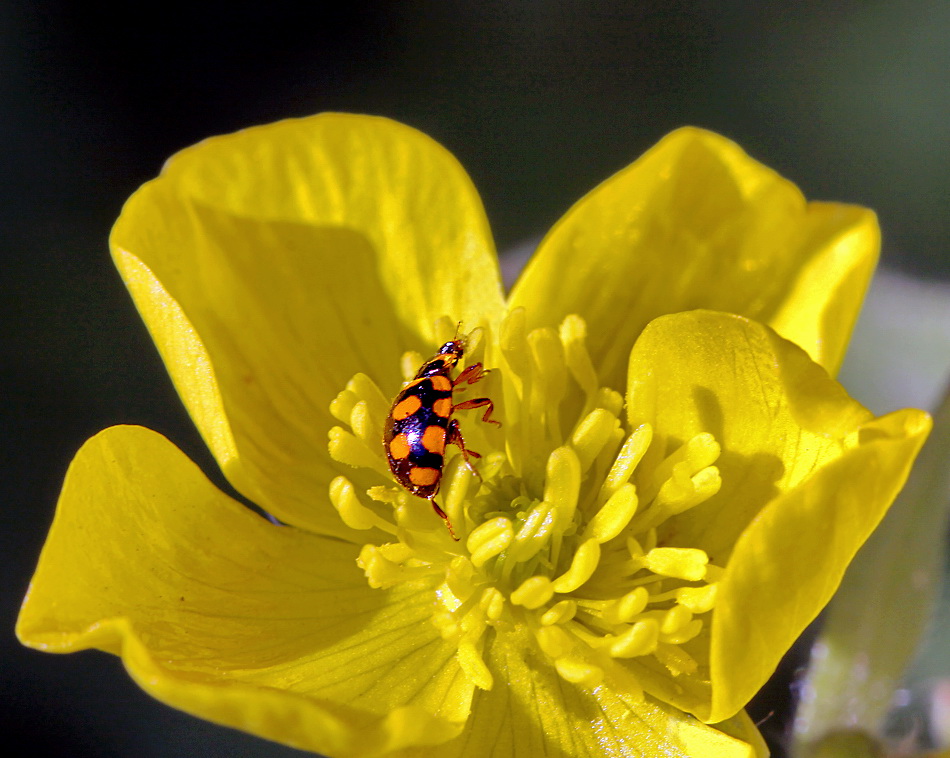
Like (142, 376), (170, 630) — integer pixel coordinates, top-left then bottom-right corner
(430, 499), (458, 541)
(446, 418), (484, 478)
(452, 397), (501, 427)
(453, 362), (489, 388)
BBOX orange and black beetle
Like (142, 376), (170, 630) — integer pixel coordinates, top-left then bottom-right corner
(383, 337), (500, 539)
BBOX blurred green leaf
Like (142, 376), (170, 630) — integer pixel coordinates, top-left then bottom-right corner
(794, 384), (950, 753)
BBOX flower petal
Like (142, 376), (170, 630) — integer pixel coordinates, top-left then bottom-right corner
(510, 127), (877, 390)
(794, 387), (950, 747)
(626, 310), (930, 721)
(420, 628), (761, 758)
(711, 408), (930, 722)
(18, 426), (475, 757)
(111, 114), (504, 532)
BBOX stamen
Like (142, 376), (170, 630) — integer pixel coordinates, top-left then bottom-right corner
(597, 425), (653, 505)
(602, 587), (650, 624)
(508, 501), (556, 563)
(329, 476), (395, 533)
(555, 657), (603, 687)
(552, 539), (600, 593)
(510, 576), (554, 609)
(466, 517), (514, 568)
(327, 312), (725, 699)
(570, 408), (622, 474)
(610, 619), (660, 658)
(560, 315), (599, 410)
(540, 599), (577, 626)
(328, 426), (390, 476)
(643, 547), (709, 582)
(584, 483), (639, 544)
(544, 446), (581, 537)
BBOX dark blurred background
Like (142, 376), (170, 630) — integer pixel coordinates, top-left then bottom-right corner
(3, 1), (947, 755)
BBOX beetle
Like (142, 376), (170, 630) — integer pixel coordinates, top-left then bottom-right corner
(383, 336), (500, 540)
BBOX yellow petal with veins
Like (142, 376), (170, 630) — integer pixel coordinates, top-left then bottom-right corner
(17, 426), (474, 757)
(112, 114), (504, 534)
(627, 310), (930, 720)
(511, 127), (877, 389)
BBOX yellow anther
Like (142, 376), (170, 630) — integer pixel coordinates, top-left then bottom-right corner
(683, 432), (721, 471)
(663, 619), (704, 645)
(350, 400), (377, 442)
(544, 446), (582, 535)
(508, 501), (556, 563)
(653, 464), (721, 517)
(596, 387), (625, 418)
(661, 605), (693, 636)
(555, 658), (604, 687)
(540, 599), (577, 626)
(346, 372), (392, 420)
(676, 583), (718, 613)
(690, 465), (722, 500)
(585, 483), (639, 543)
(433, 315), (458, 344)
(442, 455), (475, 520)
(552, 538), (601, 593)
(643, 432), (720, 503)
(510, 576), (554, 609)
(459, 604), (487, 636)
(328, 426), (390, 475)
(610, 619), (660, 658)
(329, 387), (359, 424)
(599, 425), (653, 503)
(480, 587), (506, 620)
(467, 517), (514, 568)
(559, 314), (598, 403)
(378, 542), (413, 562)
(570, 408), (621, 473)
(356, 545), (405, 589)
(329, 476), (383, 531)
(644, 547), (709, 581)
(443, 557), (474, 599)
(536, 625), (574, 658)
(430, 611), (458, 638)
(603, 587), (649, 624)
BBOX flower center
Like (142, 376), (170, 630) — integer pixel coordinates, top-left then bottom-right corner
(328, 311), (722, 697)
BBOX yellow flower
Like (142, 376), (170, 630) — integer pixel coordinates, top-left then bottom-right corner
(18, 115), (930, 758)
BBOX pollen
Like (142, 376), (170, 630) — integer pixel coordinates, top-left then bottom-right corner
(328, 313), (723, 700)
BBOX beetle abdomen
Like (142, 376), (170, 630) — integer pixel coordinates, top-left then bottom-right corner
(384, 376), (453, 497)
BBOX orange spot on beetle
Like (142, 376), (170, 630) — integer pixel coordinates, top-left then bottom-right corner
(432, 397), (453, 417)
(388, 433), (411, 460)
(409, 467), (440, 487)
(430, 376), (452, 392)
(422, 425), (447, 455)
(392, 395), (422, 420)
